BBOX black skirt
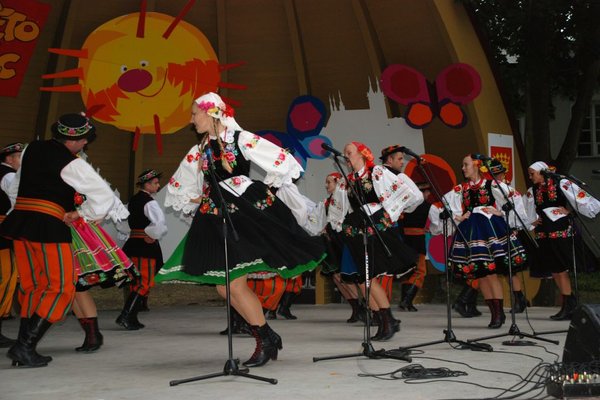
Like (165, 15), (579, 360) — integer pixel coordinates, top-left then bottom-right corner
(157, 181), (325, 285)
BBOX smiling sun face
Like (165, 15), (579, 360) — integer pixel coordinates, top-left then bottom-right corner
(42, 1), (245, 154)
(79, 11), (219, 134)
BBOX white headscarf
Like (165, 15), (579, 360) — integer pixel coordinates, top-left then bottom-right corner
(528, 161), (549, 172)
(194, 92), (243, 132)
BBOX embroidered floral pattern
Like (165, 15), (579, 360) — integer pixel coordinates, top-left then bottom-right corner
(273, 151), (287, 167)
(198, 197), (220, 215)
(186, 152), (201, 163)
(341, 212), (393, 237)
(535, 177), (557, 206)
(461, 180), (492, 211)
(168, 177), (181, 188)
(254, 190), (276, 210)
(535, 227), (573, 239)
(245, 135), (260, 149)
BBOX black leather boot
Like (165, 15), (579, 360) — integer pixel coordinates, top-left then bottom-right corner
(242, 324), (278, 367)
(399, 284), (419, 312)
(116, 292), (144, 330)
(139, 295), (149, 312)
(7, 314), (52, 367)
(372, 308), (400, 341)
(0, 319), (15, 348)
(75, 317), (103, 352)
(486, 299), (504, 329)
(466, 288), (482, 317)
(265, 323), (282, 350)
(511, 291), (527, 314)
(347, 299), (361, 323)
(370, 310), (383, 340)
(265, 309), (277, 320)
(453, 285), (473, 317)
(220, 308), (250, 335)
(277, 292), (298, 320)
(550, 294), (578, 321)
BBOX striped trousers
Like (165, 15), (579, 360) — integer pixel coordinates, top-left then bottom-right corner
(0, 248), (18, 318)
(13, 240), (75, 323)
(130, 257), (156, 296)
(401, 254), (428, 288)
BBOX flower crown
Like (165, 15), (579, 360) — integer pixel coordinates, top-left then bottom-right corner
(196, 101), (235, 119)
(56, 119), (93, 137)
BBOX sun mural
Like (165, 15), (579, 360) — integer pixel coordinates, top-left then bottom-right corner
(40, 0), (245, 154)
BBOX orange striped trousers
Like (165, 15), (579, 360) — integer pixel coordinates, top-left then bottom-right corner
(130, 257), (156, 296)
(13, 240), (75, 323)
(401, 254), (427, 288)
(373, 275), (394, 302)
(247, 276), (286, 311)
(284, 275), (303, 294)
(0, 248), (18, 318)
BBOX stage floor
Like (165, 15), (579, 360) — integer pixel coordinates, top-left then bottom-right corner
(1, 304), (570, 400)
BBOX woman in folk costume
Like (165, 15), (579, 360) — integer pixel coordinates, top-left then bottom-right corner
(320, 172), (367, 323)
(429, 154), (528, 329)
(524, 161), (600, 320)
(327, 142), (422, 341)
(156, 92), (325, 367)
(70, 186), (135, 352)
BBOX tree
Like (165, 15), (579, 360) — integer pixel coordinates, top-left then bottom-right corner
(462, 0), (600, 172)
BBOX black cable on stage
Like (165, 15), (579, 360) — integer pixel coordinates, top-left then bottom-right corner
(355, 343), (564, 400)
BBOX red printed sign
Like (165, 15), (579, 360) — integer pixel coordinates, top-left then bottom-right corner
(490, 145), (513, 184)
(0, 0), (50, 97)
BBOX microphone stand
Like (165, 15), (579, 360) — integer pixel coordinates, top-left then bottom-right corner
(466, 166), (558, 347)
(389, 158), (491, 354)
(313, 153), (411, 363)
(169, 143), (277, 386)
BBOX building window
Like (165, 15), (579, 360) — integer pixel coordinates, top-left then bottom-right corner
(579, 103), (600, 157)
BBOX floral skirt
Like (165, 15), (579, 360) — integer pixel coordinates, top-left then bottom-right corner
(156, 182), (325, 286)
(70, 218), (136, 291)
(449, 213), (527, 279)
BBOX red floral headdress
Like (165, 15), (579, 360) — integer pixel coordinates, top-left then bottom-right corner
(352, 141), (375, 170)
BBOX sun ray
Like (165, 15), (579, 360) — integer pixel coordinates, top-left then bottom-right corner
(42, 68), (83, 80)
(40, 84), (82, 92)
(137, 0), (147, 38)
(85, 104), (106, 118)
(219, 61), (247, 72)
(48, 48), (88, 59)
(162, 0), (196, 39)
(153, 114), (163, 155)
(221, 95), (241, 107)
(133, 127), (141, 151)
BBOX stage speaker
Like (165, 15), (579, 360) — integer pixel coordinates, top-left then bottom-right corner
(563, 304), (600, 363)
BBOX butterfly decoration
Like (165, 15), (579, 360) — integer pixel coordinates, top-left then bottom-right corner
(380, 63), (482, 129)
(256, 95), (332, 171)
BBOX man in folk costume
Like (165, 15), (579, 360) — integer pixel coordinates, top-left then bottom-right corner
(0, 143), (24, 347)
(379, 145), (429, 312)
(117, 169), (166, 330)
(0, 114), (115, 367)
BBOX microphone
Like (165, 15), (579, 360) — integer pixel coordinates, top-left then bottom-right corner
(204, 146), (216, 168)
(399, 147), (425, 163)
(321, 143), (345, 158)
